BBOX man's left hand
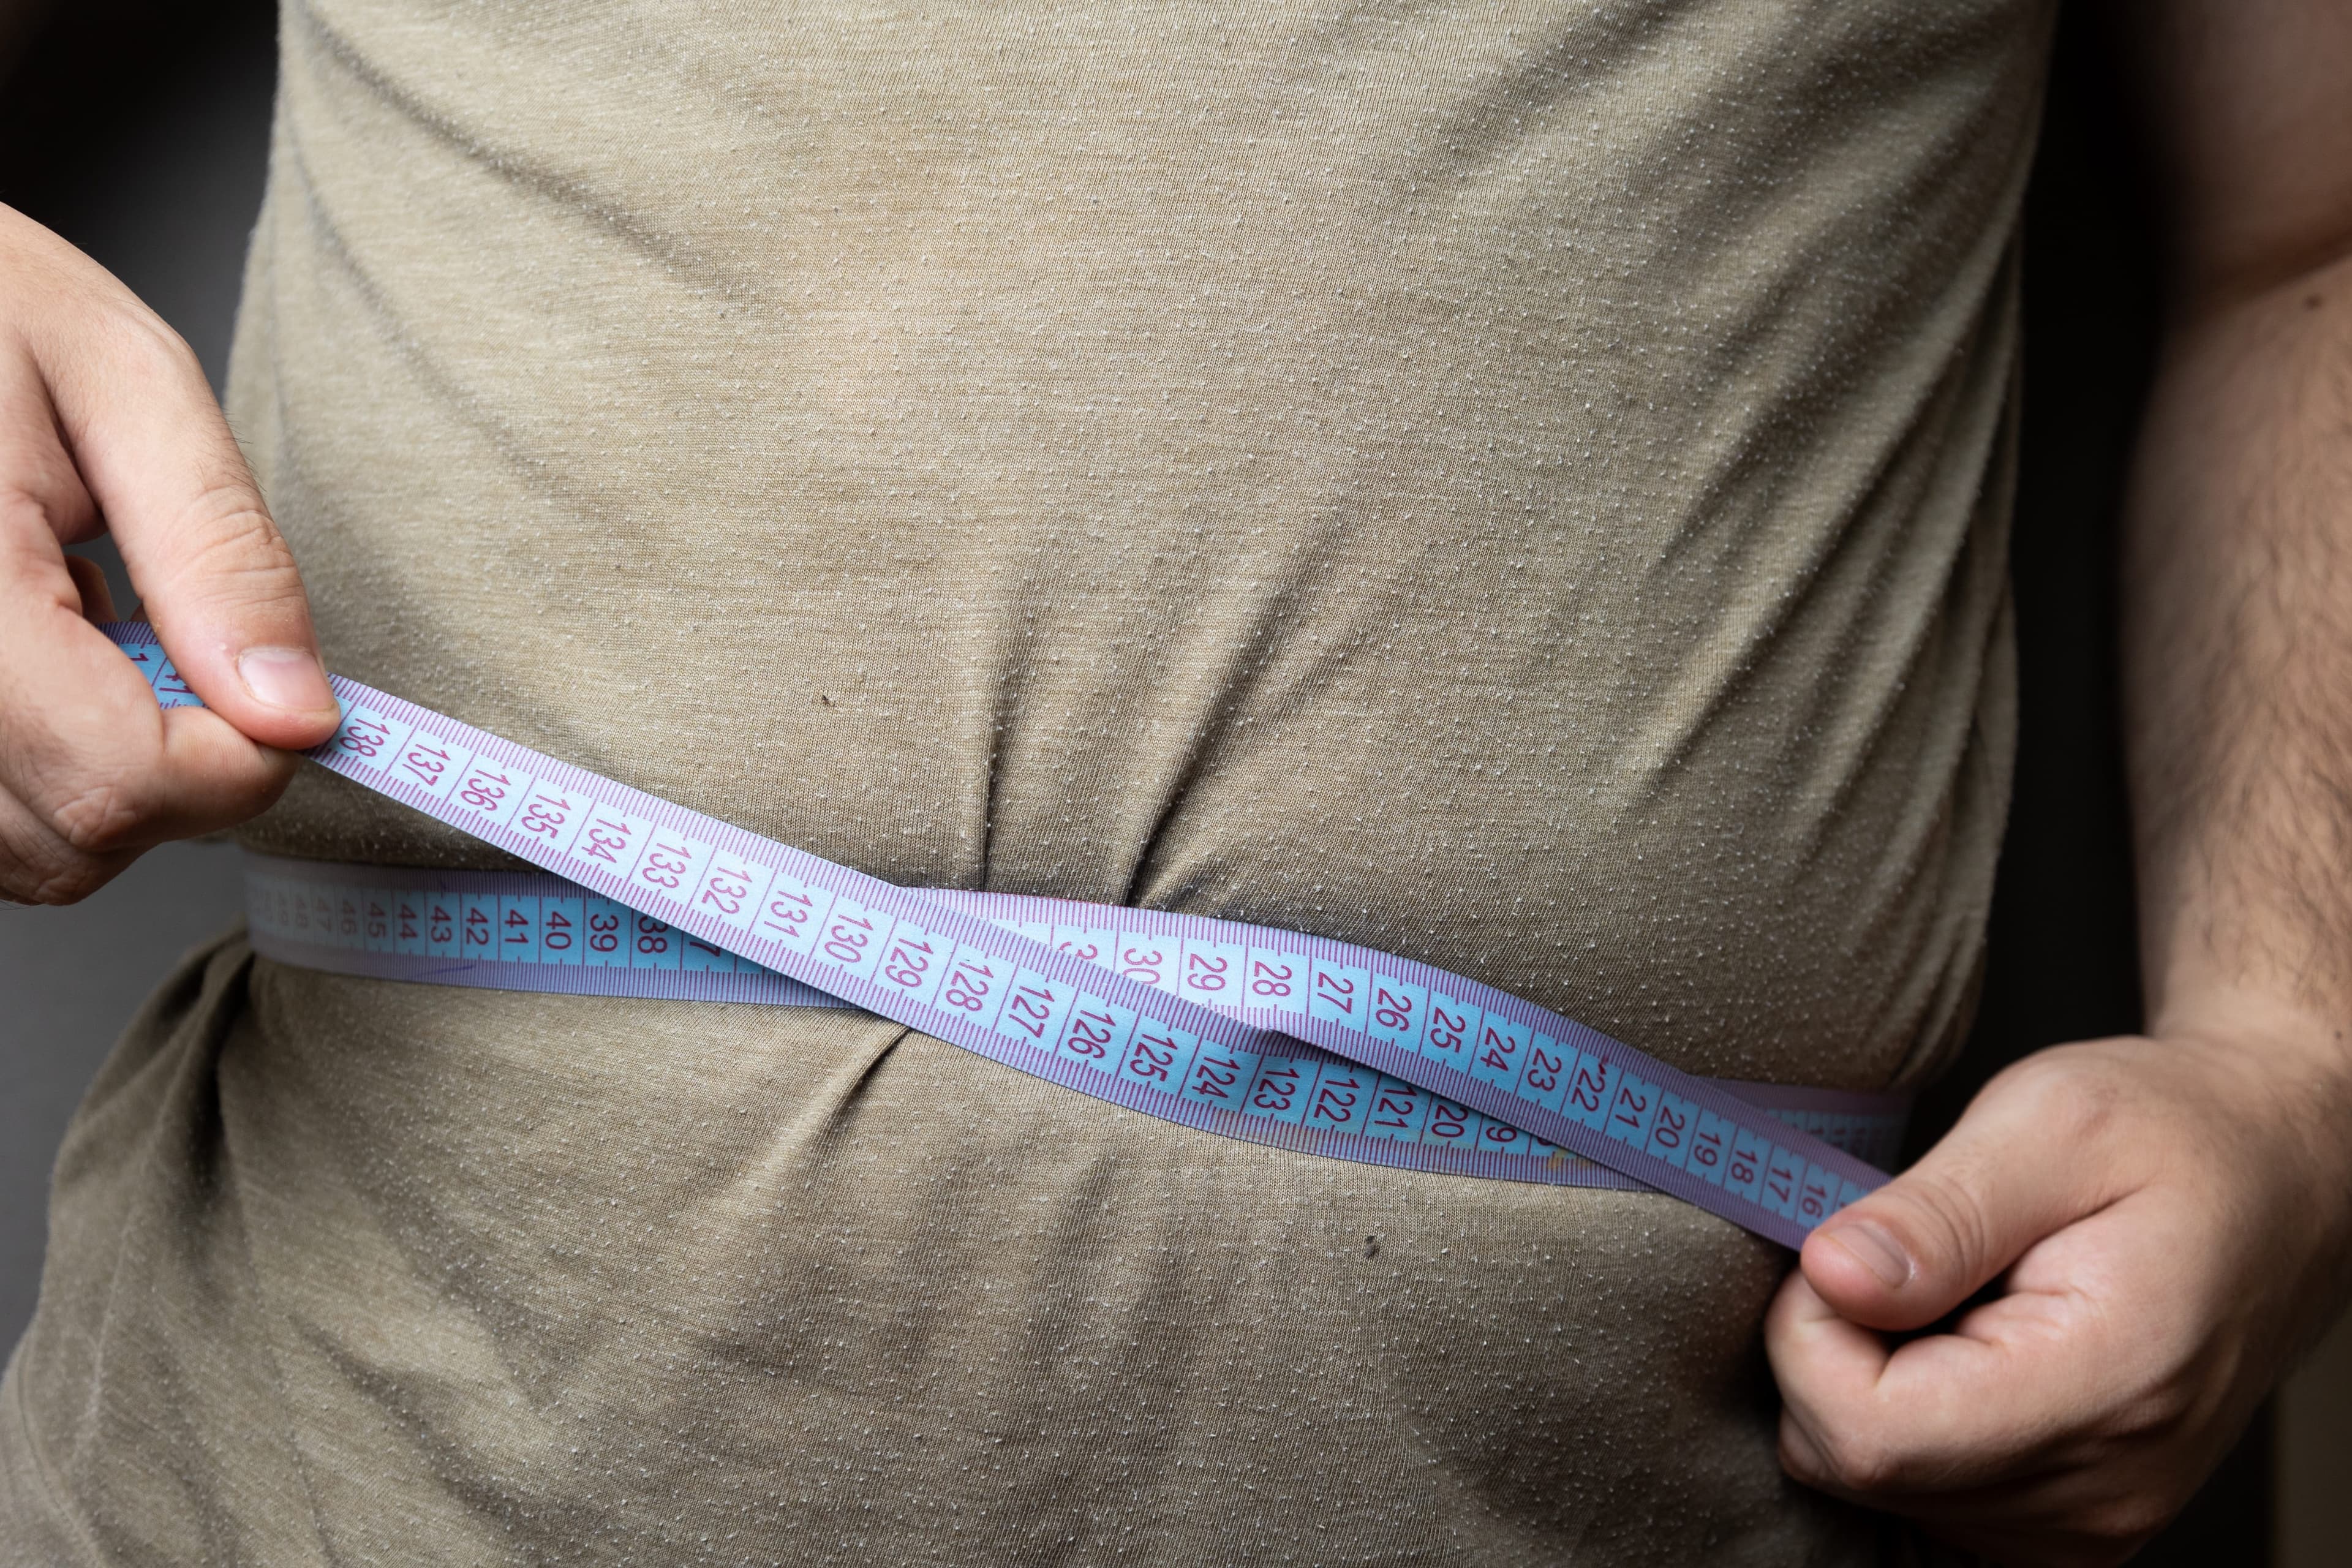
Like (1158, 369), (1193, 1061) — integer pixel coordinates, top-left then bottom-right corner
(1766, 1021), (2352, 1566)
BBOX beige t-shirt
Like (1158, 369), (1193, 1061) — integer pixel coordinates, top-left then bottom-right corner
(4, 2), (2046, 1562)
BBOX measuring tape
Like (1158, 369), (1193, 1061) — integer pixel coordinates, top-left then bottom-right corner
(239, 854), (1909, 1193)
(108, 622), (1904, 1247)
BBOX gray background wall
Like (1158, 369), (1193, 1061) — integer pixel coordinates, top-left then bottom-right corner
(0, 3), (2341, 1561)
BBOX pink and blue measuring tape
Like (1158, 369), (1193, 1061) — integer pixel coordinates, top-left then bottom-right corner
(108, 621), (1906, 1249)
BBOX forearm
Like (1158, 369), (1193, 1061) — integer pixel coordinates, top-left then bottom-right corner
(2119, 254), (2352, 1332)
(2125, 259), (2352, 1026)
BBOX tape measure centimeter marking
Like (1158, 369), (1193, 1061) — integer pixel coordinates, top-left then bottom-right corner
(240, 854), (1912, 1186)
(107, 622), (1891, 1247)
(244, 858), (1638, 1191)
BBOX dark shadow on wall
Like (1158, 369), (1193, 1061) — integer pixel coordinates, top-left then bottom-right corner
(1, 0), (278, 393)
(0, 1), (2272, 1560)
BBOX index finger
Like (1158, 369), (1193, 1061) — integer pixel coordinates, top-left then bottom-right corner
(25, 276), (337, 749)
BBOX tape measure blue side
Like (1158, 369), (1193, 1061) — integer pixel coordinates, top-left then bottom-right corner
(242, 854), (1910, 1188)
(106, 622), (1899, 1246)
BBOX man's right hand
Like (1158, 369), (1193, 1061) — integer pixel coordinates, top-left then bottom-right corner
(0, 203), (338, 905)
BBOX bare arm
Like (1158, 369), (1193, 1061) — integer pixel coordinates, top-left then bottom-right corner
(2125, 1), (2352, 1109)
(1763, 4), (2352, 1562)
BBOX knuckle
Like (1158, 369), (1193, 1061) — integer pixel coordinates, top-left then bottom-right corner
(21, 856), (113, 905)
(1999, 1047), (2126, 1142)
(1776, 1439), (1825, 1488)
(1806, 1428), (1907, 1494)
(2079, 1489), (2180, 1552)
(48, 774), (148, 854)
(0, 828), (110, 907)
(0, 499), (66, 574)
(2101, 1362), (2204, 1453)
(91, 298), (202, 380)
(0, 469), (94, 547)
(162, 491), (302, 608)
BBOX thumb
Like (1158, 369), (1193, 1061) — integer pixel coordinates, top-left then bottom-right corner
(1801, 1057), (2121, 1332)
(35, 296), (338, 750)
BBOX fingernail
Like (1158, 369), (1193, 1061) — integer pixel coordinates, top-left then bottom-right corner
(238, 646), (334, 713)
(1826, 1219), (1913, 1290)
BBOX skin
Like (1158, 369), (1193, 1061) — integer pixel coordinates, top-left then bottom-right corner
(0, 203), (340, 905)
(1766, 2), (2352, 1562)
(1, 4), (2346, 1562)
